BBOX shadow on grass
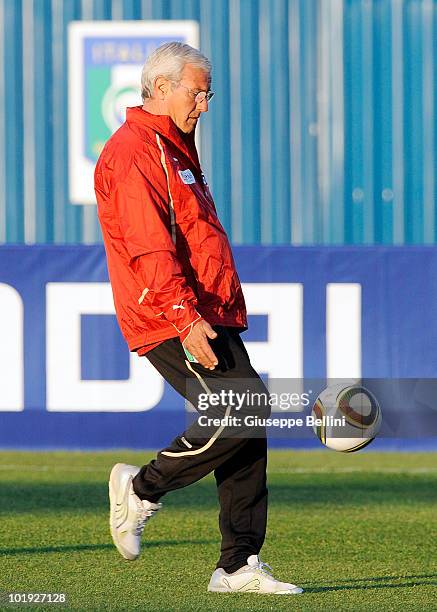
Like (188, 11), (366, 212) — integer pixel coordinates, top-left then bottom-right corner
(324, 573), (437, 584)
(0, 539), (216, 556)
(303, 572), (437, 593)
(1, 472), (437, 514)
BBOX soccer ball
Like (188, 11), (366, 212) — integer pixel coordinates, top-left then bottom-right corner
(311, 383), (382, 452)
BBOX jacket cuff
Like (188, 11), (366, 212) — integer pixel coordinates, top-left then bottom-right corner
(164, 300), (203, 344)
(178, 314), (203, 345)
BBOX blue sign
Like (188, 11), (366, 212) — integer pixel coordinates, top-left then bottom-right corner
(1, 245), (437, 449)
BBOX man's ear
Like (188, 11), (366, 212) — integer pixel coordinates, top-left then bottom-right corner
(155, 76), (170, 100)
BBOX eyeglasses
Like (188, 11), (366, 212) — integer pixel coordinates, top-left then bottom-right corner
(176, 83), (215, 104)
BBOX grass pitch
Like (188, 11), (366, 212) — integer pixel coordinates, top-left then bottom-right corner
(0, 450), (436, 611)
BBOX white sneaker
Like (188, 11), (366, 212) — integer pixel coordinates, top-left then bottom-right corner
(208, 554), (303, 594)
(108, 463), (162, 560)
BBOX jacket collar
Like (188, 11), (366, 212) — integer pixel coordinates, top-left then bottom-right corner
(125, 106), (200, 170)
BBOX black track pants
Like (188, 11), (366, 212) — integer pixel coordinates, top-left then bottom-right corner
(132, 326), (270, 574)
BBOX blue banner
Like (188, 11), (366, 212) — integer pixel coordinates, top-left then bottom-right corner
(1, 245), (437, 449)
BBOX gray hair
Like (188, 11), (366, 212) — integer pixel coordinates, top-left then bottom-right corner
(141, 42), (211, 100)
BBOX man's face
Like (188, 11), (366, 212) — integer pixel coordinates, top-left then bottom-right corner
(165, 64), (211, 133)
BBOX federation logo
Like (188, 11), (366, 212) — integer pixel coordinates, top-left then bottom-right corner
(178, 169), (196, 184)
(68, 21), (199, 204)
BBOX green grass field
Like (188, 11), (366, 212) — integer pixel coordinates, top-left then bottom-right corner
(0, 450), (436, 611)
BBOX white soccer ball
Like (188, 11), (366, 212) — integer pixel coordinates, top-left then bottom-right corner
(311, 383), (382, 452)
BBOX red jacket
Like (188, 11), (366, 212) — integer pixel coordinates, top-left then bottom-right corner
(94, 106), (247, 352)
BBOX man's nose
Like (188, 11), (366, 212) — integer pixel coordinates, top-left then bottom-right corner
(196, 98), (209, 113)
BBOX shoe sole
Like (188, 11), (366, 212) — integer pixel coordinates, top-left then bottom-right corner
(109, 463), (139, 561)
(208, 587), (303, 594)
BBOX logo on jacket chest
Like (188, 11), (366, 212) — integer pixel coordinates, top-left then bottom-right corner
(178, 169), (196, 185)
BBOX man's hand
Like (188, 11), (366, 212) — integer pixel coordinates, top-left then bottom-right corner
(183, 320), (218, 370)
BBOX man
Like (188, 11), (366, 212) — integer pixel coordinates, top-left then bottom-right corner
(94, 42), (302, 595)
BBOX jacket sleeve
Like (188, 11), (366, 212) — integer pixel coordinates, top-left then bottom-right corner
(113, 168), (202, 344)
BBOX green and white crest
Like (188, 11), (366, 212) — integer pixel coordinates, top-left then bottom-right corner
(68, 21), (199, 204)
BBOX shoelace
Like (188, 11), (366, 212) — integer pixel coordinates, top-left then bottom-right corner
(134, 499), (161, 536)
(252, 560), (274, 576)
